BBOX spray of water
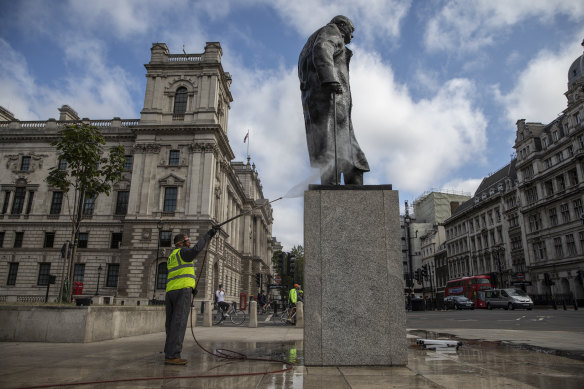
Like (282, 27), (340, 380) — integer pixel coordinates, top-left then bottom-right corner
(282, 169), (322, 198)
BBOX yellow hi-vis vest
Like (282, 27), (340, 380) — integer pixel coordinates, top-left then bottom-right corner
(289, 288), (298, 304)
(166, 248), (196, 292)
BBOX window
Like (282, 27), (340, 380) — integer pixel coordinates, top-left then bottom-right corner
(21, 156), (31, 171)
(164, 187), (178, 212)
(106, 264), (120, 287)
(556, 175), (566, 191)
(25, 191), (34, 214)
(111, 232), (123, 249)
(160, 231), (172, 247)
(568, 146), (574, 157)
(83, 196), (95, 216)
(566, 234), (577, 256)
(50, 192), (63, 215)
(58, 159), (67, 170)
(580, 231), (584, 252)
(511, 236), (522, 251)
(556, 152), (564, 163)
(525, 187), (538, 204)
(14, 232), (23, 248)
(7, 262), (18, 285)
(548, 208), (558, 226)
(0, 231), (4, 247)
(11, 187), (25, 214)
(568, 169), (579, 186)
(124, 155), (133, 171)
(552, 131), (559, 141)
(573, 199), (583, 218)
(169, 150), (180, 166)
(115, 191), (129, 215)
(37, 263), (51, 286)
(544, 158), (552, 169)
(78, 233), (88, 248)
(44, 232), (55, 248)
(554, 237), (563, 258)
(73, 263), (85, 282)
(2, 191), (10, 214)
(560, 203), (570, 223)
(156, 262), (168, 289)
(533, 241), (546, 260)
(522, 165), (534, 180)
(545, 180), (554, 197)
(173, 87), (188, 115)
(528, 214), (541, 232)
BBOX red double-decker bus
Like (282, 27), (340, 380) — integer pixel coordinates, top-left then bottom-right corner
(444, 275), (493, 308)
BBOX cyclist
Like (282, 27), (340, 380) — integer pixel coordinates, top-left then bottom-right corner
(287, 284), (300, 322)
(215, 284), (229, 317)
(258, 290), (268, 314)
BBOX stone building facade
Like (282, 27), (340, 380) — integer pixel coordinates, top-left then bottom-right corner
(0, 42), (277, 305)
(442, 43), (584, 303)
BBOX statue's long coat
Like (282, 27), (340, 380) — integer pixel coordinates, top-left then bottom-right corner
(298, 23), (369, 173)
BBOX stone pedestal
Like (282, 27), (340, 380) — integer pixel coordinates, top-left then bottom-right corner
(304, 185), (407, 366)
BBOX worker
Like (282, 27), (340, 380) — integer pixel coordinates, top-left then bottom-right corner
(164, 227), (218, 365)
(287, 284), (300, 322)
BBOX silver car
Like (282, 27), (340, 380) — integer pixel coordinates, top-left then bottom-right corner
(485, 288), (533, 310)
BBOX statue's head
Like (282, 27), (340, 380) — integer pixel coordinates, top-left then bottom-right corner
(330, 15), (354, 44)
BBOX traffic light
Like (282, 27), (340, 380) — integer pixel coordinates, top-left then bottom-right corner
(414, 268), (421, 283)
(255, 273), (261, 287)
(280, 252), (288, 276)
(422, 265), (428, 281)
(288, 254), (296, 277)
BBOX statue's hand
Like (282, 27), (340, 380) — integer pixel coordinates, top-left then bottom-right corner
(324, 82), (343, 94)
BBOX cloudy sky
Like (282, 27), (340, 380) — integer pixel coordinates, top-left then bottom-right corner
(1, 0), (583, 250)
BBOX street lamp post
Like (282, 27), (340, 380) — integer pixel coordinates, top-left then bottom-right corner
(95, 265), (102, 296)
(153, 220), (163, 301)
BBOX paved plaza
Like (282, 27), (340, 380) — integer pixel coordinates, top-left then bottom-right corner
(1, 324), (583, 388)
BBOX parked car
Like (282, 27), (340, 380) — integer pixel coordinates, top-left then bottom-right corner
(444, 295), (475, 310)
(484, 288), (533, 310)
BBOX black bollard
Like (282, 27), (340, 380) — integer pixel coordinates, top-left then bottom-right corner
(563, 298), (567, 310)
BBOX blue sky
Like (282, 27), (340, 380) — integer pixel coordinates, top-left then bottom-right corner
(1, 0), (584, 250)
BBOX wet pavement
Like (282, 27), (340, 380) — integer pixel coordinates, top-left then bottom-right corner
(1, 326), (583, 388)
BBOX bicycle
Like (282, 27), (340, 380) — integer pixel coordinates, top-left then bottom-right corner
(278, 304), (297, 325)
(213, 301), (247, 325)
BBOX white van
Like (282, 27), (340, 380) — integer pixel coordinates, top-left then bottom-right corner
(484, 288), (533, 310)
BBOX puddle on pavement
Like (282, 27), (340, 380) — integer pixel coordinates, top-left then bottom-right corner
(407, 330), (584, 389)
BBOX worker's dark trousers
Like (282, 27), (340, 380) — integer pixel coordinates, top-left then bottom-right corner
(164, 288), (192, 359)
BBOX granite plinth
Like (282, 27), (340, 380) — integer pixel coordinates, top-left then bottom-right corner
(304, 186), (407, 366)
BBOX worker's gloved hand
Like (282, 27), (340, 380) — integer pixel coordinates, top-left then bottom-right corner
(192, 288), (198, 297)
(208, 226), (220, 237)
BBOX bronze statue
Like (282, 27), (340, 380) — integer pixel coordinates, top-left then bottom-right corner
(298, 15), (370, 185)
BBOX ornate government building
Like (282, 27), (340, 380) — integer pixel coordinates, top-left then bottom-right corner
(0, 42), (278, 305)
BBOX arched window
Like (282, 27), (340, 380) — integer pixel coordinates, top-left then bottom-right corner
(156, 262), (168, 289)
(173, 87), (188, 115)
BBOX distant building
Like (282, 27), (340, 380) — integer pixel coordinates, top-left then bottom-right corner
(402, 191), (470, 297)
(442, 41), (584, 305)
(0, 42), (277, 304)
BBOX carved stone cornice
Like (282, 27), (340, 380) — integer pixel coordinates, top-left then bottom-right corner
(133, 143), (161, 154)
(189, 141), (218, 154)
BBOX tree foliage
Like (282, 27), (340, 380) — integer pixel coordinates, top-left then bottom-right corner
(271, 245), (304, 300)
(47, 124), (125, 197)
(46, 124), (125, 302)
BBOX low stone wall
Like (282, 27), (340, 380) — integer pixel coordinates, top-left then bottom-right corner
(0, 305), (167, 343)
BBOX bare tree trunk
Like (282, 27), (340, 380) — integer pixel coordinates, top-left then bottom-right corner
(67, 190), (85, 303)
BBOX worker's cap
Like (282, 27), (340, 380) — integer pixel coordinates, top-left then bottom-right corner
(294, 284), (300, 288)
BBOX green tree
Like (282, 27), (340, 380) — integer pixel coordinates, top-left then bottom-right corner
(46, 124), (125, 303)
(271, 245), (304, 302)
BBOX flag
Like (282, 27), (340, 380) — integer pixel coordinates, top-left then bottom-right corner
(243, 131), (249, 143)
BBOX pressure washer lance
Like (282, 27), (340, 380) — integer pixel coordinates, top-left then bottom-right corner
(215, 197), (283, 228)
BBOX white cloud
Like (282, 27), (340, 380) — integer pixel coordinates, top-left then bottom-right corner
(440, 178), (482, 197)
(267, 0), (411, 46)
(494, 39), (584, 125)
(425, 0), (584, 52)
